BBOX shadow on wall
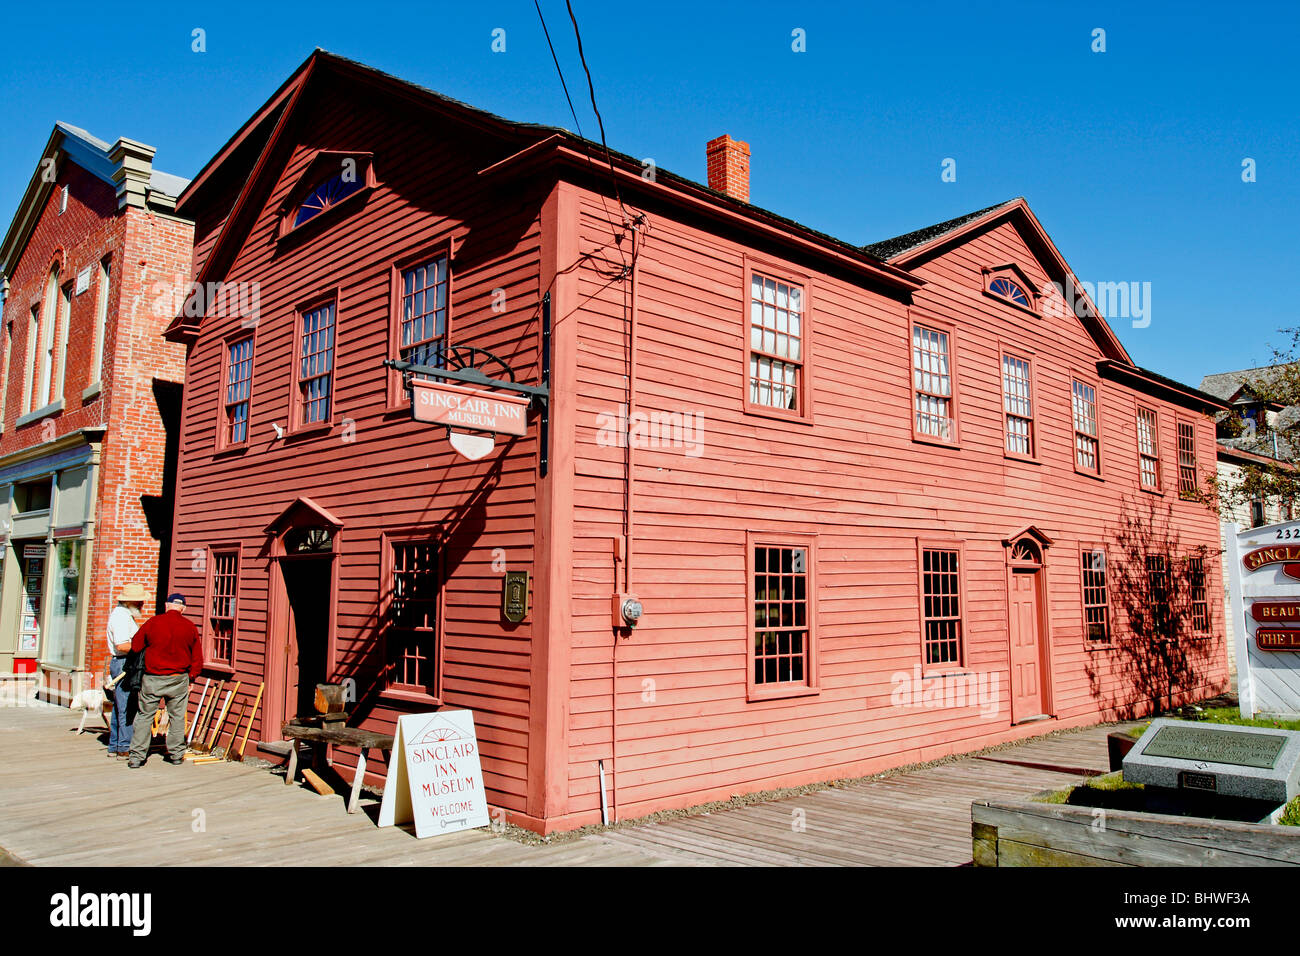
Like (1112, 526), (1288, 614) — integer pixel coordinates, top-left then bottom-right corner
(1085, 496), (1222, 719)
(286, 448), (507, 737)
(138, 379), (183, 614)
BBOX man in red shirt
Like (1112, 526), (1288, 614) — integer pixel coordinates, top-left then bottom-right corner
(127, 593), (204, 767)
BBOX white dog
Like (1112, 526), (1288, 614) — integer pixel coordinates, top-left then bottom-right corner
(69, 688), (111, 734)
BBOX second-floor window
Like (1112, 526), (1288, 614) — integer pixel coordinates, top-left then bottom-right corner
(91, 256), (111, 384)
(748, 272), (804, 413)
(223, 336), (254, 446)
(913, 324), (954, 442)
(1137, 406), (1160, 490)
(297, 302), (335, 426)
(1178, 421), (1198, 497)
(1072, 379), (1099, 474)
(1001, 353), (1034, 456)
(401, 258), (448, 370)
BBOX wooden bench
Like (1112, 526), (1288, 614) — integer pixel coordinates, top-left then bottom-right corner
(282, 723), (394, 814)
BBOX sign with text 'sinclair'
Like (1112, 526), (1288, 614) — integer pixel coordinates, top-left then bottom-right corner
(1225, 520), (1300, 720)
(411, 379), (528, 436)
(377, 710), (490, 838)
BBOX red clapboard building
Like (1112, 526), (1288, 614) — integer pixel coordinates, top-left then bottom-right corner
(164, 51), (1229, 832)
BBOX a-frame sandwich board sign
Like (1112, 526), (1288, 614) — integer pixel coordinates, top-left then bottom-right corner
(377, 709), (490, 838)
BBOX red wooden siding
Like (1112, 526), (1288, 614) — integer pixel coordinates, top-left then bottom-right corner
(167, 74), (549, 815)
(563, 197), (1225, 825)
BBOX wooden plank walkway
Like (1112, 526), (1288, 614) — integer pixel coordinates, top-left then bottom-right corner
(0, 702), (1130, 866)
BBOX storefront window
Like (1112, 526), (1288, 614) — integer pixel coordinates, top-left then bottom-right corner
(44, 539), (82, 669)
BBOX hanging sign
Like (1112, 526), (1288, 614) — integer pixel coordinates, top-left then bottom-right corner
(411, 380), (528, 437)
(447, 430), (496, 461)
(377, 709), (490, 838)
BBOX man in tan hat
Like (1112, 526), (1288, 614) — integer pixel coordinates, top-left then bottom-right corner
(106, 584), (147, 757)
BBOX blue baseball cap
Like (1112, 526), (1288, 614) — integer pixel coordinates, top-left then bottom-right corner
(166, 593), (187, 605)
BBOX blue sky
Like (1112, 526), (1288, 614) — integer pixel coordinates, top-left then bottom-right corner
(2, 0), (1295, 387)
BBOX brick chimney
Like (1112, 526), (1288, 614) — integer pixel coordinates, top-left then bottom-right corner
(706, 134), (750, 203)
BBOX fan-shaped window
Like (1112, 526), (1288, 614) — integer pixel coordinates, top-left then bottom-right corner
(1010, 539), (1042, 564)
(989, 276), (1031, 307)
(293, 173), (365, 228)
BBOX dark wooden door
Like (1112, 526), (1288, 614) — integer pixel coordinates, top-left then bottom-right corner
(1008, 568), (1045, 722)
(281, 558), (332, 724)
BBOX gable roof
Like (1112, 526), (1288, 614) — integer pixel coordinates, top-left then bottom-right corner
(862, 199), (1020, 261)
(166, 49), (923, 342)
(863, 197), (1134, 367)
(0, 123), (190, 282)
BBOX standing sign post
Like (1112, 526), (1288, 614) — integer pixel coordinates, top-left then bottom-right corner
(377, 710), (490, 838)
(1225, 520), (1300, 720)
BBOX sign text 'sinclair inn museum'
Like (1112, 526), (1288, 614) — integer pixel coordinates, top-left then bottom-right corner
(158, 52), (1227, 832)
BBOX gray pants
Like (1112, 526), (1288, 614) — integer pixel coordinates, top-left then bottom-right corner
(129, 673), (189, 762)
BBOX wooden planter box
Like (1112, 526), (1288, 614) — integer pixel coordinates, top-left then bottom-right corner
(972, 799), (1300, 867)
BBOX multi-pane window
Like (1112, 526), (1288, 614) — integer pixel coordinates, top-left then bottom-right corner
(913, 325), (953, 441)
(1081, 549), (1110, 642)
(294, 172), (364, 228)
(298, 302), (335, 425)
(1002, 353), (1034, 456)
(224, 337), (254, 445)
(1072, 379), (1099, 472)
(989, 276), (1031, 308)
(1137, 407), (1160, 490)
(921, 548), (962, 666)
(752, 544), (810, 685)
(1177, 421), (1198, 497)
(208, 550), (238, 664)
(1188, 557), (1209, 633)
(401, 258), (448, 371)
(388, 540), (440, 692)
(1146, 555), (1171, 640)
(748, 273), (803, 412)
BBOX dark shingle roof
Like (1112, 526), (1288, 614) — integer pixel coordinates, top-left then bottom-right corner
(1198, 365), (1288, 402)
(862, 198), (1020, 260)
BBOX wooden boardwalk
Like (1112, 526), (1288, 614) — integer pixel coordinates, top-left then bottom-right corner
(0, 702), (1128, 866)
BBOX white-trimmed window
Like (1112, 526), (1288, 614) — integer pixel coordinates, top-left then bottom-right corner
(913, 324), (954, 442)
(1137, 406), (1160, 490)
(1072, 379), (1099, 473)
(1002, 353), (1034, 456)
(748, 272), (804, 413)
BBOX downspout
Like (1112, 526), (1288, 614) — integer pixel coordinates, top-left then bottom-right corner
(612, 225), (642, 825)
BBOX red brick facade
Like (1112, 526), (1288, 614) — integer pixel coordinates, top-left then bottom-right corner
(0, 126), (191, 695)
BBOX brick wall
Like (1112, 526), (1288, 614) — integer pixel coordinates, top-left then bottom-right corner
(83, 208), (192, 678)
(0, 157), (193, 682)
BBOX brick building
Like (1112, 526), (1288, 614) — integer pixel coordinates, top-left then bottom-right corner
(0, 123), (192, 700)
